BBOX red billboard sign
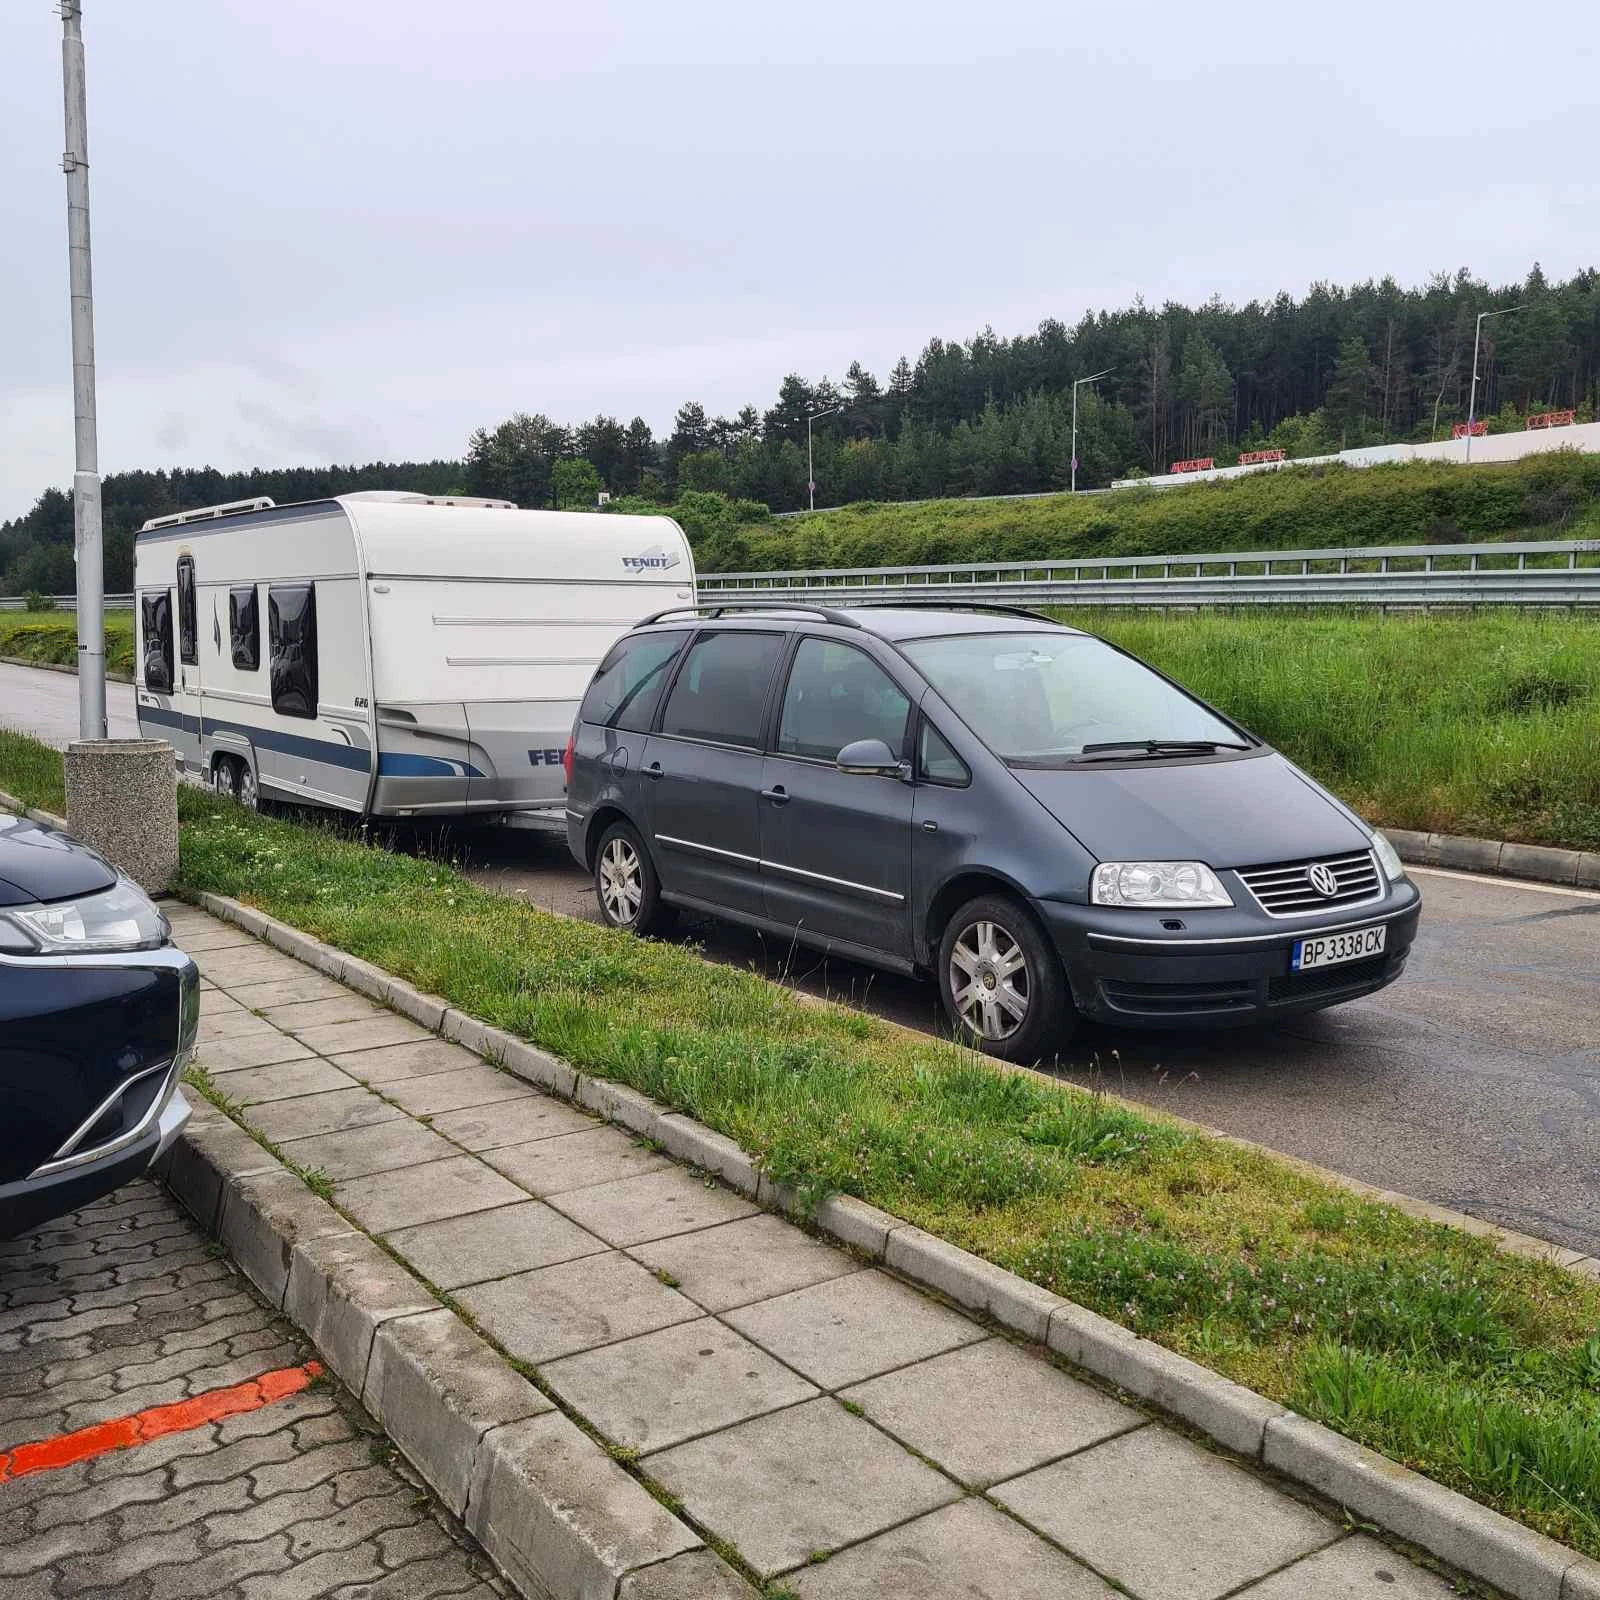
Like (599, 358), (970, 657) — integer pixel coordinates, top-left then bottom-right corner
(1450, 422), (1488, 439)
(1527, 410), (1577, 430)
(1169, 457), (1214, 474)
(1237, 448), (1287, 466)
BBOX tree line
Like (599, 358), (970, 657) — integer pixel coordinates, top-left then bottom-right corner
(3, 263), (1597, 593)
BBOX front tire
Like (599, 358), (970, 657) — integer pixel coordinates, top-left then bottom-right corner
(937, 894), (1074, 1062)
(593, 822), (673, 936)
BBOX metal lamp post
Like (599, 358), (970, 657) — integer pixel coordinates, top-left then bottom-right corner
(60, 0), (106, 740)
(805, 404), (840, 512)
(1070, 369), (1113, 494)
(1465, 306), (1523, 463)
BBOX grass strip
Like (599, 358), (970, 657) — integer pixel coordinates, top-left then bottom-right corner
(2, 731), (1596, 1556)
(0, 612), (134, 677)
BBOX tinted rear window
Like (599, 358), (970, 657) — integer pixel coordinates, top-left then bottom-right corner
(580, 631), (687, 731)
(659, 630), (784, 749)
(268, 583), (318, 719)
(141, 592), (173, 692)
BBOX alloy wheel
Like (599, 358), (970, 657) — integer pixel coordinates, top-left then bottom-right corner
(237, 764), (258, 811)
(948, 918), (1031, 1042)
(599, 836), (644, 925)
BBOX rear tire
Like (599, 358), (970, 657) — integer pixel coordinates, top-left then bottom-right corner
(937, 893), (1075, 1063)
(211, 758), (233, 798)
(593, 821), (674, 936)
(235, 759), (259, 812)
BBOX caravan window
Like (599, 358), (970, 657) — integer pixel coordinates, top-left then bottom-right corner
(268, 584), (318, 719)
(580, 631), (688, 732)
(230, 586), (260, 671)
(176, 556), (198, 665)
(141, 592), (174, 693)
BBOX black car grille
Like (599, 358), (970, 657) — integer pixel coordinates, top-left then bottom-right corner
(1237, 850), (1383, 918)
(1267, 955), (1392, 1003)
(1100, 977), (1258, 1017)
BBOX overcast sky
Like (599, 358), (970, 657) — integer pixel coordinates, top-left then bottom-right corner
(1, 0), (1593, 519)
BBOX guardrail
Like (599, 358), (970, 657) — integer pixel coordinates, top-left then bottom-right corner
(697, 540), (1600, 608)
(0, 593), (134, 613)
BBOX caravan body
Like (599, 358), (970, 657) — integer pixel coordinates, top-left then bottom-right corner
(132, 492), (695, 817)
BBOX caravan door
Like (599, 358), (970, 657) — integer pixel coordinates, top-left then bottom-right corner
(171, 553), (205, 777)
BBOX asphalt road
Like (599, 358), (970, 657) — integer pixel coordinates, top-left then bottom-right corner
(0, 659), (139, 745)
(4, 660), (1597, 1258)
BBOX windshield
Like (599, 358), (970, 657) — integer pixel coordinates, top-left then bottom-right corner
(899, 631), (1248, 765)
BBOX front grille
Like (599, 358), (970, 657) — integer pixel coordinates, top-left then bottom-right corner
(1237, 850), (1383, 918)
(1100, 977), (1258, 1016)
(1267, 955), (1391, 1003)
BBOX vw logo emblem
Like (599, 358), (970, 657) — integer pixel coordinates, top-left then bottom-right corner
(1307, 863), (1340, 897)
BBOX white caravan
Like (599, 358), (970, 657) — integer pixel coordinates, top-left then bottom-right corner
(132, 491), (695, 817)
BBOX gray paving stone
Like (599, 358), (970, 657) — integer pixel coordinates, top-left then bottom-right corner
(172, 923), (258, 952)
(791, 1496), (1114, 1598)
(194, 1029), (316, 1072)
(209, 1057), (358, 1102)
(225, 972), (353, 1007)
(990, 1424), (1337, 1600)
(262, 994), (389, 1031)
(542, 1317), (818, 1452)
(195, 947), (308, 986)
(248, 1086), (405, 1142)
(198, 986), (247, 1016)
(427, 1094), (597, 1152)
(481, 1124), (673, 1196)
(840, 1337), (1143, 1487)
(468, 1411), (699, 1600)
(385, 1200), (606, 1290)
(364, 1307), (549, 1517)
(458, 1251), (700, 1364)
(546, 1166), (759, 1247)
(646, 1395), (960, 1579)
(1234, 1535), (1462, 1597)
(617, 1550), (759, 1599)
(280, 1118), (461, 1182)
(219, 1166), (355, 1307)
(330, 1039), (484, 1085)
(199, 1008), (282, 1041)
(630, 1213), (861, 1313)
(337, 1156), (527, 1234)
(295, 1014), (434, 1056)
(380, 1064), (537, 1118)
(725, 1268), (986, 1390)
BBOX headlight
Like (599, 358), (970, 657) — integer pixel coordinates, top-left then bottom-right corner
(1091, 861), (1234, 908)
(1371, 830), (1407, 883)
(0, 877), (169, 955)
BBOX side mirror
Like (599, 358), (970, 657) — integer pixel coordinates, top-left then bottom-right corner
(836, 738), (906, 777)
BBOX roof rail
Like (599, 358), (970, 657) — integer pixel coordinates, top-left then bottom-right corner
(845, 599), (1060, 624)
(636, 602), (862, 629)
(340, 491), (517, 509)
(140, 497), (276, 532)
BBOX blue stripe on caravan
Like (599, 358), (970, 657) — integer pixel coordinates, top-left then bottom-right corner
(376, 753), (485, 778)
(135, 702), (372, 773)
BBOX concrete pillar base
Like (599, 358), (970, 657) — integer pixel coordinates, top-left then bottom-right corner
(65, 739), (179, 895)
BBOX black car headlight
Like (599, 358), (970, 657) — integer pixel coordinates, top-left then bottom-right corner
(0, 877), (170, 955)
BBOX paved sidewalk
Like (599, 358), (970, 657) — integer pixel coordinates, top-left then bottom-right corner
(0, 1179), (506, 1600)
(176, 901), (1470, 1600)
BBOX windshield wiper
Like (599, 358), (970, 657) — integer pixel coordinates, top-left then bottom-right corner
(1075, 738), (1251, 761)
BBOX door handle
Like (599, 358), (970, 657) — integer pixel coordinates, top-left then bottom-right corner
(645, 761), (664, 781)
(760, 786), (790, 806)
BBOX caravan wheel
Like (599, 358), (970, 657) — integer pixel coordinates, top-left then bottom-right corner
(235, 761), (259, 811)
(212, 759), (233, 798)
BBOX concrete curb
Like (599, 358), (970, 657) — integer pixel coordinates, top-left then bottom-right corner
(0, 652), (134, 683)
(1386, 825), (1600, 890)
(155, 1102), (738, 1600)
(180, 885), (1600, 1600)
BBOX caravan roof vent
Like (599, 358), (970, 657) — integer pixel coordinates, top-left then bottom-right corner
(341, 491), (518, 509)
(140, 497), (277, 532)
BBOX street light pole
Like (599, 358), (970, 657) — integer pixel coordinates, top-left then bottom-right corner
(1465, 305), (1523, 464)
(1070, 368), (1114, 494)
(805, 404), (840, 512)
(60, 0), (106, 740)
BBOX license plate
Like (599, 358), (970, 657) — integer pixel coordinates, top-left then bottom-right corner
(1291, 924), (1386, 971)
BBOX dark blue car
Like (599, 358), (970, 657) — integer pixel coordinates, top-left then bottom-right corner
(0, 814), (196, 1237)
(565, 604), (1422, 1062)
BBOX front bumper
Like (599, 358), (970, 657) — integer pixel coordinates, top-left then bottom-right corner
(1035, 881), (1422, 1028)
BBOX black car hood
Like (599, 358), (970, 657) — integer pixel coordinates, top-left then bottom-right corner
(1013, 751), (1371, 869)
(0, 812), (118, 906)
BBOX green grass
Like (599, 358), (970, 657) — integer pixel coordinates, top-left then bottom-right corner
(723, 451), (1600, 571)
(1060, 610), (1600, 851)
(4, 733), (1596, 1555)
(0, 611), (134, 677)
(0, 728), (67, 813)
